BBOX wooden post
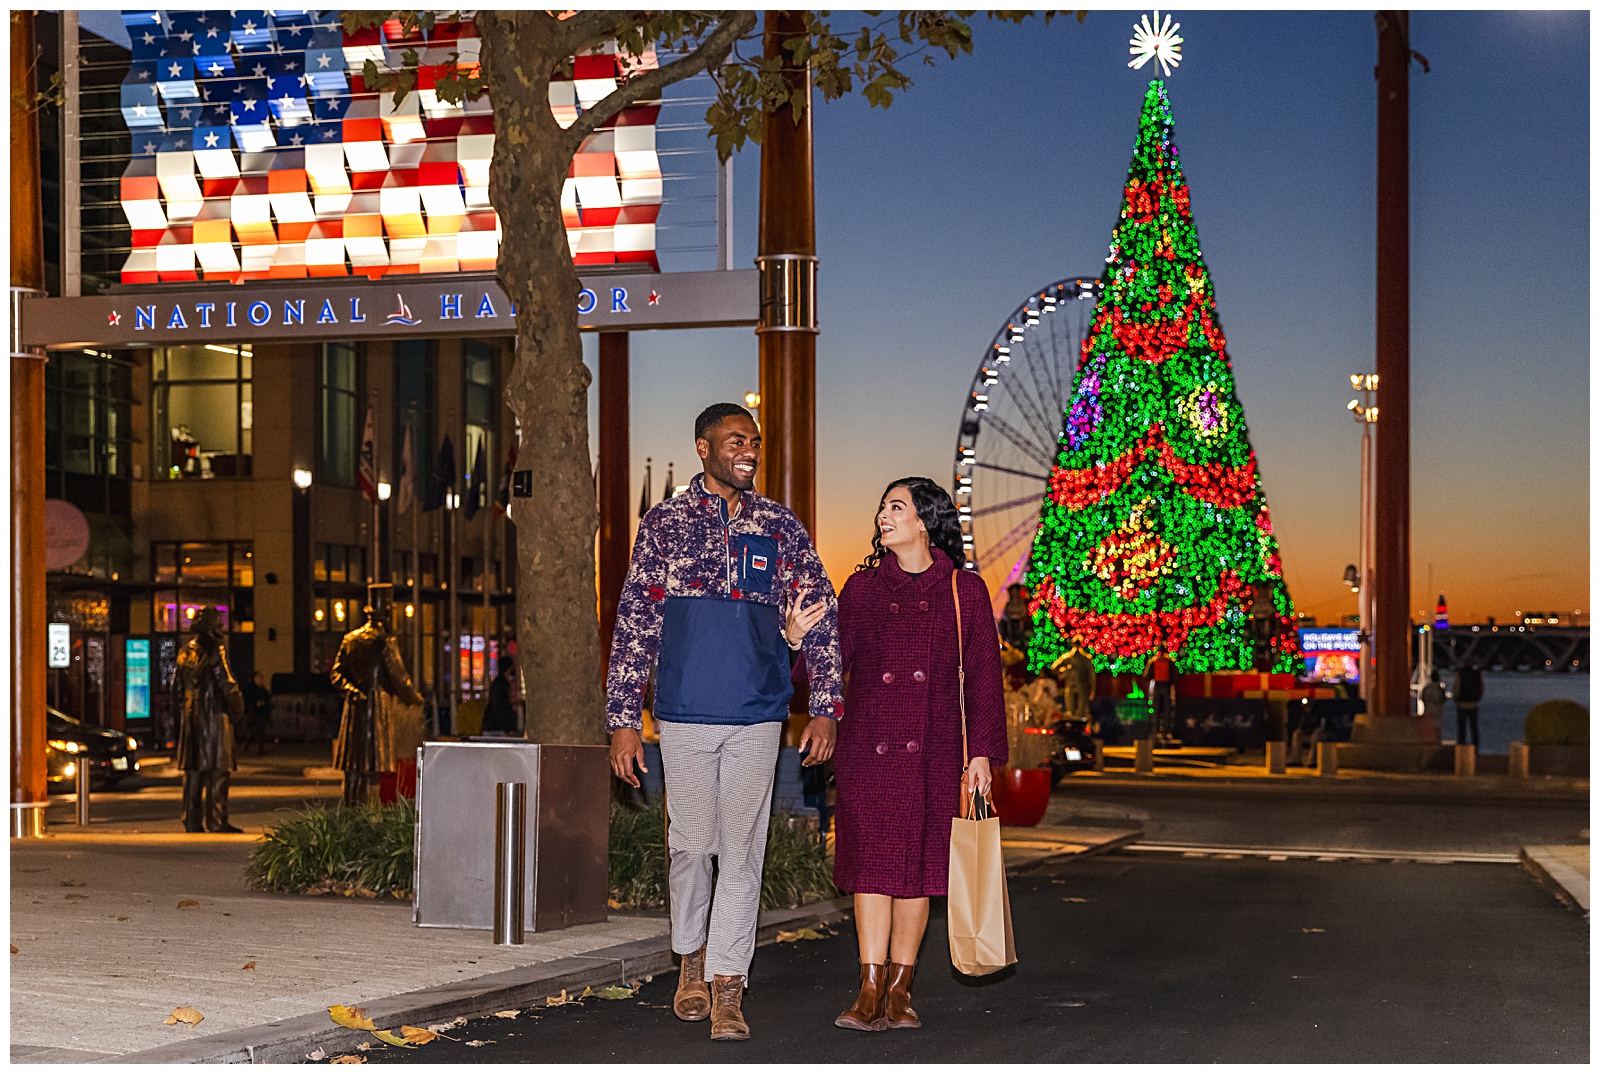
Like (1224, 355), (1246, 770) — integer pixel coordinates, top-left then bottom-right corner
(11, 10), (49, 837)
(756, 10), (818, 536)
(597, 332), (630, 663)
(1370, 10), (1412, 725)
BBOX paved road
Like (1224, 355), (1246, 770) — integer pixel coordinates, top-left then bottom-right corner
(356, 852), (1588, 1065)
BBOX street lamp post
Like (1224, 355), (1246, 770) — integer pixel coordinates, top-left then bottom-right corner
(1348, 374), (1378, 700)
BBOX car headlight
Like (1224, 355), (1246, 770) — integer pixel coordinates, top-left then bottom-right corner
(126, 736), (138, 751)
(47, 739), (82, 754)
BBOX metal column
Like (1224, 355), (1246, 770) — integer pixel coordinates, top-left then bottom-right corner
(597, 333), (630, 664)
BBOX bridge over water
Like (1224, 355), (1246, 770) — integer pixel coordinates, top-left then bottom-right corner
(1420, 625), (1588, 674)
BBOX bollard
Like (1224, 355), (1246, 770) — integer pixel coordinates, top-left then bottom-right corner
(1134, 736), (1154, 774)
(1454, 744), (1476, 778)
(1508, 742), (1530, 779)
(1317, 741), (1339, 778)
(1265, 741), (1287, 775)
(1091, 738), (1105, 772)
(75, 760), (91, 826)
(493, 781), (527, 945)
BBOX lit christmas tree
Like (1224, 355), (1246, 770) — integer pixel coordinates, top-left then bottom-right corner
(1024, 76), (1299, 676)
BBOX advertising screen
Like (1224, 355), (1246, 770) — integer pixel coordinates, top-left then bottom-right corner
(125, 638), (152, 720)
(1297, 627), (1360, 683)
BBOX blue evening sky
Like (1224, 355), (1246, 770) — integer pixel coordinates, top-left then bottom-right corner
(587, 9), (1589, 623)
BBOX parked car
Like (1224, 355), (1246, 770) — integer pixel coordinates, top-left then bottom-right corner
(1048, 716), (1100, 785)
(46, 709), (139, 792)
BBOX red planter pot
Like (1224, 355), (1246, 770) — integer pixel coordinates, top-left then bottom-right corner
(991, 766), (1051, 827)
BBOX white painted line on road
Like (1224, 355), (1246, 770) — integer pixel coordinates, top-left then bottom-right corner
(1126, 843), (1521, 865)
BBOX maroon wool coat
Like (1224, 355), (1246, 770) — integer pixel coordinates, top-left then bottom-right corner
(832, 548), (1008, 898)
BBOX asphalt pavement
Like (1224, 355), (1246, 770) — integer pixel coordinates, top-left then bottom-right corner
(352, 851), (1589, 1065)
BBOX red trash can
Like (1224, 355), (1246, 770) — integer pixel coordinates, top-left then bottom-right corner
(991, 766), (1051, 827)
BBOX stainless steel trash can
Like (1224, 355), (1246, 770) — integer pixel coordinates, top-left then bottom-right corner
(414, 741), (609, 933)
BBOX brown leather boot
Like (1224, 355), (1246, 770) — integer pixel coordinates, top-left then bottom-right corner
(673, 945), (710, 1022)
(710, 974), (749, 1041)
(885, 962), (921, 1029)
(834, 962), (889, 1031)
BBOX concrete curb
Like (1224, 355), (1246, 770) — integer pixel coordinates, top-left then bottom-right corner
(1521, 847), (1590, 913)
(97, 897), (854, 1064)
(1062, 772), (1588, 806)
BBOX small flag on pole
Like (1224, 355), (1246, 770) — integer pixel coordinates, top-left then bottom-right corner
(639, 457), (652, 518)
(397, 423), (415, 515)
(465, 440), (487, 521)
(424, 436), (455, 512)
(357, 406), (378, 502)
(496, 433), (519, 507)
(663, 462), (674, 503)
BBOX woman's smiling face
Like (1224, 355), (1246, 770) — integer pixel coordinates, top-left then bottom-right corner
(876, 486), (926, 557)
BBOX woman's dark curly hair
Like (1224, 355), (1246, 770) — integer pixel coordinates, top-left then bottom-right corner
(858, 477), (965, 572)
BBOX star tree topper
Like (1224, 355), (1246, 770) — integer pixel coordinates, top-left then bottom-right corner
(1129, 10), (1183, 78)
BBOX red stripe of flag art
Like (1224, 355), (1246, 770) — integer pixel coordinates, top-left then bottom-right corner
(116, 10), (664, 284)
(1022, 76), (1300, 676)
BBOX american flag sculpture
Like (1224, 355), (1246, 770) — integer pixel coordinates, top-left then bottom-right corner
(116, 10), (664, 285)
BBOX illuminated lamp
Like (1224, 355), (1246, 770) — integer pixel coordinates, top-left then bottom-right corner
(457, 212), (500, 272)
(379, 170), (425, 239)
(305, 221), (347, 277)
(192, 201), (240, 277)
(419, 234), (459, 274)
(156, 227), (198, 283)
(120, 248), (159, 286)
(572, 51), (618, 109)
(304, 142), (351, 216)
(340, 113), (389, 174)
(378, 85), (426, 145)
(548, 77), (578, 129)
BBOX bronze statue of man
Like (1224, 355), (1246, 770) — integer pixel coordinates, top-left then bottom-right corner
(331, 583), (425, 806)
(175, 606), (244, 833)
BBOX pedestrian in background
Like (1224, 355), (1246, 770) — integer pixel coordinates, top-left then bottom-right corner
(1419, 670), (1448, 740)
(827, 477), (1006, 1032)
(1144, 650), (1178, 744)
(482, 662), (517, 733)
(1453, 660), (1484, 751)
(240, 671), (273, 756)
(606, 403), (843, 1043)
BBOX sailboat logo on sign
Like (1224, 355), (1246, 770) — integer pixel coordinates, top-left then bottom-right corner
(385, 294), (422, 326)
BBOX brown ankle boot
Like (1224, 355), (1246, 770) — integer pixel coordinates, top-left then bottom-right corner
(834, 962), (889, 1031)
(673, 945), (710, 1022)
(885, 962), (921, 1028)
(710, 974), (749, 1040)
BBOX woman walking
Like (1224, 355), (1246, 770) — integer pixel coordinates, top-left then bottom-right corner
(829, 476), (1007, 1031)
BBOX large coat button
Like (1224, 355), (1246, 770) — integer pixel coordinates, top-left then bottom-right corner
(912, 670), (925, 683)
(889, 603), (899, 614)
(919, 600), (929, 612)
(876, 742), (888, 755)
(907, 741), (920, 753)
(882, 671), (894, 684)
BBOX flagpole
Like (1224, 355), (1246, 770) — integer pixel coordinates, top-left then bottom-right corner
(370, 388), (380, 587)
(448, 486), (458, 735)
(408, 408), (421, 714)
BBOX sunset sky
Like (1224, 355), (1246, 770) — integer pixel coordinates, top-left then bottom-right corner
(587, 9), (1590, 625)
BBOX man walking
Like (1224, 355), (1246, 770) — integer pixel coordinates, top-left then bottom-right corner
(608, 403), (843, 1042)
(1453, 659), (1484, 751)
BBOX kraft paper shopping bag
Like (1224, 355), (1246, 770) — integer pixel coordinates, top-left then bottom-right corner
(948, 795), (1017, 977)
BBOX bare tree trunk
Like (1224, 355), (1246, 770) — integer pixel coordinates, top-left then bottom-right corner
(480, 14), (604, 745)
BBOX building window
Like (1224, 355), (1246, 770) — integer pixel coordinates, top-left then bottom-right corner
(46, 348), (134, 487)
(150, 541), (253, 632)
(394, 338), (435, 509)
(152, 344), (251, 480)
(463, 340), (497, 513)
(318, 342), (359, 487)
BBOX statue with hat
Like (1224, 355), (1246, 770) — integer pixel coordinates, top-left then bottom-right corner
(174, 605), (245, 832)
(330, 583), (426, 806)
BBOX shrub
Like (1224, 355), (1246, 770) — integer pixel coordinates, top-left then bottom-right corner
(245, 799), (416, 898)
(608, 802), (837, 912)
(1525, 699), (1590, 746)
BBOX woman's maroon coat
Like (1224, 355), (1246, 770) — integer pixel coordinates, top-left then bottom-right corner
(832, 548), (1007, 898)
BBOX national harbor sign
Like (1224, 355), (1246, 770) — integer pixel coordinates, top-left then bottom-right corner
(20, 269), (758, 349)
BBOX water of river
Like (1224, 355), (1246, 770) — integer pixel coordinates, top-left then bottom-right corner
(1442, 672), (1590, 754)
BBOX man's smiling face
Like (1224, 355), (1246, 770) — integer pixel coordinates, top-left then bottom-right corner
(698, 413), (762, 494)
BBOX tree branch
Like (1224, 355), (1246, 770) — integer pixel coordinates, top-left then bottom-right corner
(561, 10), (757, 153)
(556, 9), (639, 56)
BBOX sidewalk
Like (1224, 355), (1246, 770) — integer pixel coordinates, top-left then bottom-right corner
(11, 807), (1136, 1063)
(1521, 845), (1590, 912)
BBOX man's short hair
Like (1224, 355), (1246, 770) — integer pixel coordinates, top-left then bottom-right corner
(695, 402), (753, 442)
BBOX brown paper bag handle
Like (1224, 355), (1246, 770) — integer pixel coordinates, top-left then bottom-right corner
(953, 570), (993, 821)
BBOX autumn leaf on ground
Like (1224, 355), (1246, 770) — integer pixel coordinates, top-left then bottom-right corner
(356, 1041), (371, 1051)
(9, 945), (16, 954)
(1300, 927), (1325, 934)
(306, 1049), (327, 1062)
(397, 1026), (438, 1045)
(427, 1016), (467, 1034)
(464, 1040), (494, 1047)
(592, 985), (637, 1000)
(545, 989), (571, 1007)
(176, 899), (199, 910)
(493, 1009), (520, 1019)
(163, 1007), (204, 1027)
(606, 898), (624, 909)
(1063, 897), (1089, 903)
(242, 961), (256, 970)
(776, 926), (824, 943)
(329, 1056), (366, 1064)
(305, 880), (337, 896)
(329, 1005), (376, 1031)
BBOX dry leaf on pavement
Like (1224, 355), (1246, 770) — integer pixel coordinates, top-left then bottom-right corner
(9, 945), (16, 954)
(398, 1026), (438, 1045)
(427, 1016), (467, 1034)
(776, 926), (824, 943)
(329, 1056), (366, 1064)
(493, 1009), (520, 1019)
(606, 898), (624, 909)
(176, 900), (199, 910)
(329, 1005), (376, 1031)
(241, 961), (256, 970)
(464, 1040), (494, 1047)
(1063, 897), (1089, 903)
(163, 1007), (204, 1027)
(545, 989), (571, 1007)
(1301, 927), (1325, 934)
(306, 1049), (327, 1062)
(592, 985), (637, 1000)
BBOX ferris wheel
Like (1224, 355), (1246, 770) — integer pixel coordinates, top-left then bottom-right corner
(954, 275), (1103, 609)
